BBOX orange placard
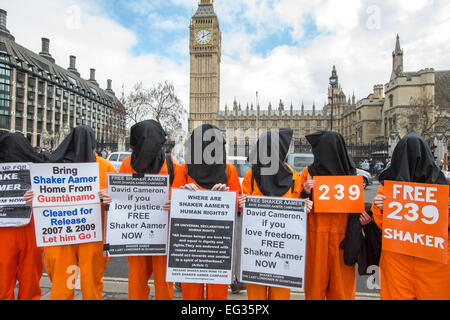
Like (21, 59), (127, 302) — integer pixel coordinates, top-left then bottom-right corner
(383, 181), (449, 264)
(313, 176), (365, 213)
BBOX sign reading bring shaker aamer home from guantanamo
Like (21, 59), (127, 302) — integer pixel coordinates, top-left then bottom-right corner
(0, 163), (33, 227)
(166, 189), (237, 285)
(30, 163), (102, 247)
(104, 173), (170, 257)
(240, 196), (307, 290)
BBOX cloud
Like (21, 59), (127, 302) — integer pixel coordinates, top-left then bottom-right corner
(2, 0), (450, 123)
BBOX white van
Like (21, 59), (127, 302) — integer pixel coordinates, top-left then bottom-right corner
(107, 152), (131, 172)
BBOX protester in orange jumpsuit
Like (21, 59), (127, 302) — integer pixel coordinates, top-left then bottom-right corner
(170, 124), (242, 300)
(299, 131), (371, 300)
(0, 132), (47, 300)
(118, 120), (179, 300)
(25, 126), (116, 300)
(372, 130), (450, 300)
(237, 128), (313, 300)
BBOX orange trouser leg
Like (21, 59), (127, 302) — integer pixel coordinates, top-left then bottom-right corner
(16, 223), (43, 300)
(0, 228), (19, 300)
(380, 243), (450, 300)
(305, 231), (355, 300)
(0, 225), (43, 301)
(379, 251), (416, 300)
(247, 284), (290, 300)
(305, 231), (329, 300)
(415, 242), (450, 300)
(182, 283), (205, 300)
(152, 255), (173, 300)
(247, 284), (268, 300)
(268, 287), (290, 300)
(44, 245), (78, 300)
(206, 284), (229, 300)
(128, 256), (153, 300)
(326, 233), (356, 300)
(78, 242), (107, 300)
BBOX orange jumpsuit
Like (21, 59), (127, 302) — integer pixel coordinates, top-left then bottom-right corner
(299, 168), (356, 300)
(371, 185), (450, 300)
(0, 218), (43, 300)
(43, 155), (116, 300)
(119, 156), (179, 300)
(242, 166), (302, 300)
(172, 163), (242, 300)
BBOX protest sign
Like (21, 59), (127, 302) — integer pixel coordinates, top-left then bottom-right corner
(313, 176), (365, 213)
(30, 163), (102, 247)
(104, 173), (170, 257)
(383, 180), (449, 264)
(239, 196), (307, 290)
(0, 163), (32, 227)
(166, 189), (237, 285)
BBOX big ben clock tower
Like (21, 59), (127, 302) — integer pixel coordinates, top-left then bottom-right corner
(188, 0), (222, 133)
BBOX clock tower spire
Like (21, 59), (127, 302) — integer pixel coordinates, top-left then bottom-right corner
(188, 0), (222, 133)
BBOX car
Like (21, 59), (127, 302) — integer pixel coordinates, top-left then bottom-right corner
(227, 156), (251, 186)
(107, 152), (131, 172)
(287, 153), (373, 189)
(286, 153), (314, 173)
(356, 168), (373, 189)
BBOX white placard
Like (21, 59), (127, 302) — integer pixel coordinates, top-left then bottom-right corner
(30, 163), (102, 247)
(104, 173), (170, 257)
(240, 196), (307, 290)
(166, 189), (237, 285)
(0, 163), (32, 227)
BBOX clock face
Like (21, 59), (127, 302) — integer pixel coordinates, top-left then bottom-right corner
(196, 29), (211, 45)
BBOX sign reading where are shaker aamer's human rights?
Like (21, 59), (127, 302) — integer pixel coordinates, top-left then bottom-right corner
(166, 189), (237, 285)
(104, 173), (170, 257)
(30, 163), (102, 247)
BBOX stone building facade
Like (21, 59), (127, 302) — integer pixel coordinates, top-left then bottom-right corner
(0, 9), (126, 148)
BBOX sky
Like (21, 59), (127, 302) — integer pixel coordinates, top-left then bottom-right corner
(2, 0), (450, 114)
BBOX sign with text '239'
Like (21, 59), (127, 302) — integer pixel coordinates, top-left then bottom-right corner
(383, 181), (449, 264)
(313, 176), (365, 213)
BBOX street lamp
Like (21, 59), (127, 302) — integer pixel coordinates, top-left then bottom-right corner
(329, 65), (338, 131)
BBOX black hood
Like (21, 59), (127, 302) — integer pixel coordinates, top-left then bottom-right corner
(0, 132), (46, 163)
(49, 126), (96, 163)
(249, 129), (294, 197)
(185, 124), (227, 189)
(130, 120), (167, 174)
(307, 131), (356, 176)
(379, 130), (447, 186)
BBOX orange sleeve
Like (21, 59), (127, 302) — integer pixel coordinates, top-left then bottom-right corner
(172, 163), (188, 189)
(226, 163), (242, 196)
(242, 169), (253, 196)
(97, 157), (117, 189)
(298, 167), (309, 194)
(118, 156), (133, 174)
(371, 185), (385, 230)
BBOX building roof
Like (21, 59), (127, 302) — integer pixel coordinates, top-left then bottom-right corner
(0, 33), (120, 108)
(193, 3), (216, 18)
(435, 71), (450, 109)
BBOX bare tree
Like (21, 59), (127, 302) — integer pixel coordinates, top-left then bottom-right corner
(148, 81), (187, 140)
(124, 82), (152, 127)
(123, 81), (187, 140)
(399, 94), (447, 143)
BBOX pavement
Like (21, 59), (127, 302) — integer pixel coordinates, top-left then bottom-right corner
(31, 274), (380, 300)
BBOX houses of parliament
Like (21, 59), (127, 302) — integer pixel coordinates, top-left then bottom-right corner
(188, 0), (449, 157)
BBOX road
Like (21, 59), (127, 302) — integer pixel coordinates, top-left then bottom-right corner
(104, 179), (382, 298)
